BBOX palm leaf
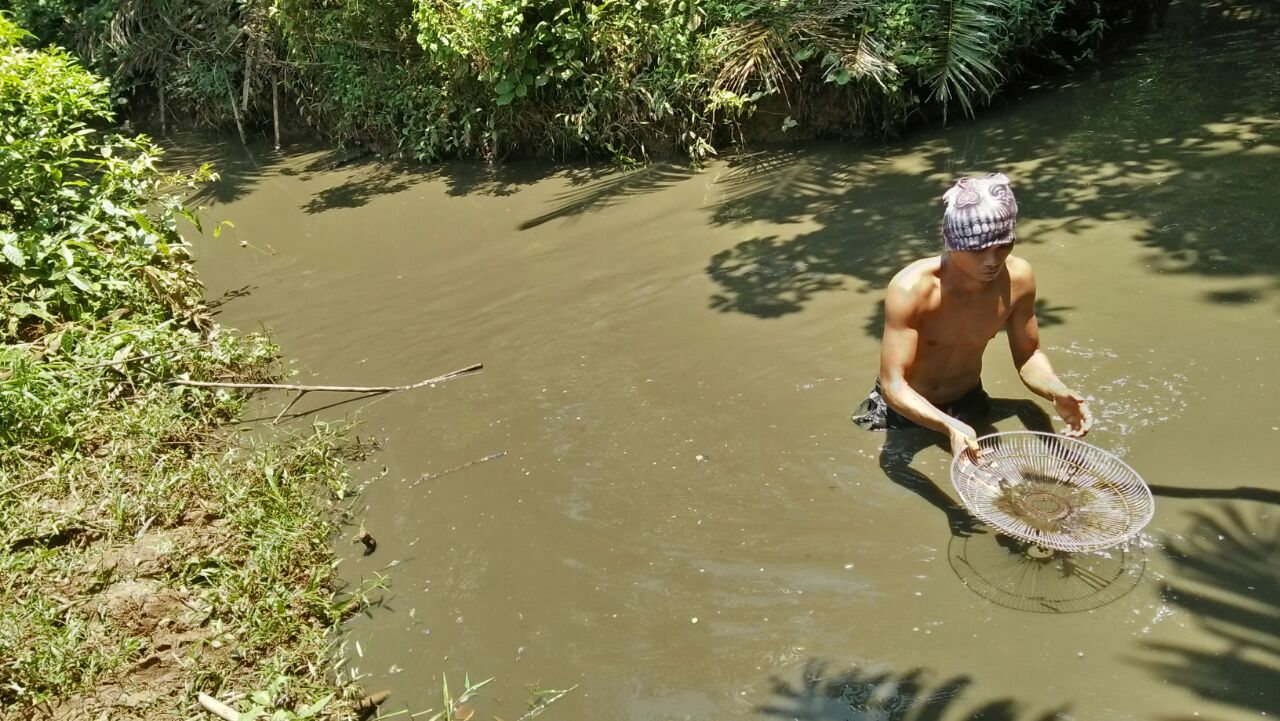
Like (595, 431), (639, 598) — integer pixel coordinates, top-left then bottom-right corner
(714, 1), (897, 98)
(926, 0), (1011, 116)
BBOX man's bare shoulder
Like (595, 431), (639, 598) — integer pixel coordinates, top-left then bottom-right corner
(884, 257), (941, 321)
(887, 257), (941, 298)
(1006, 254), (1036, 294)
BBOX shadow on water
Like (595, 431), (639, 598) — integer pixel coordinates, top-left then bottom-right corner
(165, 137), (551, 214)
(759, 659), (1069, 721)
(698, 0), (1280, 322)
(518, 162), (698, 230)
(1135, 503), (1280, 719)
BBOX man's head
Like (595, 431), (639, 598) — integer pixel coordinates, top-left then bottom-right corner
(942, 173), (1018, 252)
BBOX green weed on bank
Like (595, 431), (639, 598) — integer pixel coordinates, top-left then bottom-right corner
(0, 325), (366, 717)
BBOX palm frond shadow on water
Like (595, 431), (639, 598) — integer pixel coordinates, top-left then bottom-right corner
(759, 660), (1069, 721)
(1135, 503), (1280, 719)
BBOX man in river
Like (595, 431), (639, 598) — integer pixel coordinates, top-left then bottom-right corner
(853, 173), (1093, 457)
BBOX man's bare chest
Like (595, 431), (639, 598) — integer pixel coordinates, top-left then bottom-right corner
(916, 299), (1012, 350)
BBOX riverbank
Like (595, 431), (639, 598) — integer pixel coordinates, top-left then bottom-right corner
(10, 0), (1163, 162)
(0, 18), (371, 720)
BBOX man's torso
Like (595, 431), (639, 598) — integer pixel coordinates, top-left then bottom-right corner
(896, 256), (1024, 404)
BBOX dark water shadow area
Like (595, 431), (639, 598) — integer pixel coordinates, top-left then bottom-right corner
(1137, 503), (1280, 719)
(164, 136), (565, 215)
(760, 659), (1069, 721)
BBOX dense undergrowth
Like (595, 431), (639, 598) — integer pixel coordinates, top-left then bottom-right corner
(4, 0), (1161, 162)
(0, 16), (370, 719)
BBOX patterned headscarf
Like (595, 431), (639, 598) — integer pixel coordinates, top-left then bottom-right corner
(942, 173), (1018, 251)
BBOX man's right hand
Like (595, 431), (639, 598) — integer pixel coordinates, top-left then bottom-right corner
(947, 421), (981, 461)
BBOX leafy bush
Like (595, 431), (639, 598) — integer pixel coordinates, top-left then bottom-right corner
(0, 16), (213, 340)
(3, 0), (1159, 161)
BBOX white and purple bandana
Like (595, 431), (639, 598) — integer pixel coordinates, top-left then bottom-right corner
(942, 173), (1018, 251)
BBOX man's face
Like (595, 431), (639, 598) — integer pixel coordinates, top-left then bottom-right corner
(948, 242), (1014, 283)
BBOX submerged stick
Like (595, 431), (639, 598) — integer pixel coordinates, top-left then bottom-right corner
(411, 450), (507, 487)
(172, 363), (482, 394)
(196, 693), (238, 721)
(516, 685), (579, 721)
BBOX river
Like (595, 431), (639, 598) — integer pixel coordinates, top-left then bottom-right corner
(183, 2), (1280, 719)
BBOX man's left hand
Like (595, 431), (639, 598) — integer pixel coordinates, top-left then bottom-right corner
(1054, 390), (1093, 437)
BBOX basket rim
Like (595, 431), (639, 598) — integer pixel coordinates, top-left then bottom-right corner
(948, 430), (1154, 551)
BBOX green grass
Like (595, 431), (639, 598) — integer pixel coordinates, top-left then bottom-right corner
(0, 323), (373, 718)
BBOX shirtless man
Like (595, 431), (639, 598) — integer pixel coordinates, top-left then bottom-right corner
(853, 173), (1092, 457)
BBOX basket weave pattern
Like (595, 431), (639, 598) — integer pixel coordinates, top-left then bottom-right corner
(950, 431), (1154, 553)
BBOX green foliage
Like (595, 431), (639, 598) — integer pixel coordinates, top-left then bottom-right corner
(3, 1), (1158, 160)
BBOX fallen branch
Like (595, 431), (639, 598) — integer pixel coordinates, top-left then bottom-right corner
(172, 363), (482, 394)
(197, 693), (238, 721)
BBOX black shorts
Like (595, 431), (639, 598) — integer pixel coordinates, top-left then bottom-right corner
(851, 379), (990, 431)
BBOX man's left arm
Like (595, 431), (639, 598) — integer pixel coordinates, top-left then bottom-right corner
(1006, 261), (1094, 437)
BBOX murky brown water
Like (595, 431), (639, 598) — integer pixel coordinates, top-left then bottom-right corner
(182, 2), (1280, 719)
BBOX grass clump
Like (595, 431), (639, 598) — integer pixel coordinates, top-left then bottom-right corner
(1, 15), (369, 719)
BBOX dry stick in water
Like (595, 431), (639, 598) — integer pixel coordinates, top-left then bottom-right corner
(170, 363), (484, 423)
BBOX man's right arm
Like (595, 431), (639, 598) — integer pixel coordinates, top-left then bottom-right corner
(877, 275), (981, 457)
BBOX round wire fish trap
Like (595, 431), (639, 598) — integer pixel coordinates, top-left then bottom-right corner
(950, 431), (1154, 553)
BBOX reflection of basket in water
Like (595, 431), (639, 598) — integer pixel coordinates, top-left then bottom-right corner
(947, 524), (1147, 613)
(950, 431), (1154, 553)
